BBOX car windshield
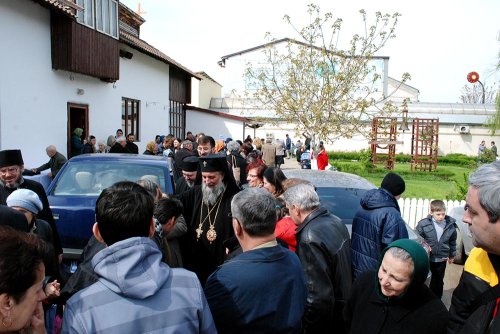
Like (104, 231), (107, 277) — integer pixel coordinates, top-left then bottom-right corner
(315, 187), (367, 222)
(51, 162), (168, 196)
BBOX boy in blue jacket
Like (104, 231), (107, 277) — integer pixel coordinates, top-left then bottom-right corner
(416, 199), (457, 298)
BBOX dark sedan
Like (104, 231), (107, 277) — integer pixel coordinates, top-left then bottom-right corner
(282, 169), (420, 240)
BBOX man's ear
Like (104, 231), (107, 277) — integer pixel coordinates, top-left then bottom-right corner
(0, 293), (14, 316)
(232, 218), (242, 237)
(92, 223), (105, 244)
(166, 216), (176, 229)
(149, 218), (155, 238)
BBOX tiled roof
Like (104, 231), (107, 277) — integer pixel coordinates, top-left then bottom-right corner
(33, 0), (77, 17)
(120, 30), (200, 79)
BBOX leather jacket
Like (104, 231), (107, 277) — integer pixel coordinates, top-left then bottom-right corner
(296, 207), (352, 334)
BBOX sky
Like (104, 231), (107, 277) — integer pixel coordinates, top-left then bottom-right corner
(120, 0), (499, 103)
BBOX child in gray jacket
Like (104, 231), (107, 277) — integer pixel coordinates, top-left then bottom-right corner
(416, 200), (457, 298)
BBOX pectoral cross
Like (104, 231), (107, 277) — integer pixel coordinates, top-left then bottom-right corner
(196, 226), (203, 240)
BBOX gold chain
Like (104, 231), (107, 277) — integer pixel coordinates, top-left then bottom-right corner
(196, 189), (225, 243)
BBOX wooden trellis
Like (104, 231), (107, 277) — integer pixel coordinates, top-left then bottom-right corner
(410, 118), (439, 171)
(370, 117), (398, 170)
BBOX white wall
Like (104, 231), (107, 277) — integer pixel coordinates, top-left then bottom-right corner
(248, 121), (500, 157)
(186, 109), (245, 141)
(0, 1), (172, 167)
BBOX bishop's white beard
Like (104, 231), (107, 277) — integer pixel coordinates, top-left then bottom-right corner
(186, 179), (195, 188)
(202, 182), (226, 206)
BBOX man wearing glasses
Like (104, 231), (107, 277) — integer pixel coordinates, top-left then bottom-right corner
(197, 136), (215, 157)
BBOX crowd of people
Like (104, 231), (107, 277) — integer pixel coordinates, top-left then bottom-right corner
(1, 130), (500, 333)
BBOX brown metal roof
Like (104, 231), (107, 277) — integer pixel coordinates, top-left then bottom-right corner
(31, 0), (77, 17)
(120, 30), (200, 80)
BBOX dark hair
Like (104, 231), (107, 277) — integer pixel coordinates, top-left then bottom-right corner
(0, 227), (43, 303)
(197, 135), (215, 148)
(275, 197), (289, 221)
(116, 129), (123, 134)
(154, 198), (183, 225)
(263, 167), (287, 196)
(242, 142), (254, 156)
(95, 181), (154, 245)
(246, 161), (267, 178)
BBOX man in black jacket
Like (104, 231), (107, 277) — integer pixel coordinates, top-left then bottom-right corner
(448, 161), (500, 334)
(0, 149), (63, 259)
(125, 133), (139, 154)
(32, 145), (67, 178)
(282, 183), (352, 334)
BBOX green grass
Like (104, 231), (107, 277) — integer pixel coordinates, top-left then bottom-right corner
(331, 161), (473, 200)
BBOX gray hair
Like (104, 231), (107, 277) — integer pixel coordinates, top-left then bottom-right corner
(116, 136), (126, 143)
(386, 247), (414, 273)
(46, 145), (56, 152)
(282, 183), (320, 212)
(136, 178), (160, 201)
(231, 188), (276, 237)
(468, 161), (500, 223)
(226, 141), (240, 152)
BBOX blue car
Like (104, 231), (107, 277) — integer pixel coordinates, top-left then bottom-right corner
(46, 154), (174, 259)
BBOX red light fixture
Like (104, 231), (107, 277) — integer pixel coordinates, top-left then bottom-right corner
(467, 71), (480, 83)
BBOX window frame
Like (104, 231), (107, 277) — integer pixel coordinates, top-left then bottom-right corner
(122, 97), (140, 140)
(76, 0), (119, 39)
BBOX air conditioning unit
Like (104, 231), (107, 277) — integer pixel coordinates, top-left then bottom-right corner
(459, 125), (470, 134)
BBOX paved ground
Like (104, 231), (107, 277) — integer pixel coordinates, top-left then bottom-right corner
(442, 263), (463, 309)
(281, 157), (302, 170)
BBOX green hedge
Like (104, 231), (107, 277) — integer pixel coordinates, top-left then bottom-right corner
(329, 151), (477, 167)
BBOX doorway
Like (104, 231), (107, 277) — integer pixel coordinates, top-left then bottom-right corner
(67, 103), (89, 159)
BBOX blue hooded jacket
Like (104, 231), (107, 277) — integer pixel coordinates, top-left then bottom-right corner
(351, 188), (408, 280)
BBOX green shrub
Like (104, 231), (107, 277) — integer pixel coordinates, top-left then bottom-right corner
(446, 172), (469, 201)
(479, 149), (496, 163)
(439, 154), (477, 166)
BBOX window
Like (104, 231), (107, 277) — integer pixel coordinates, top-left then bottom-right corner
(169, 100), (185, 139)
(76, 0), (118, 39)
(122, 97), (140, 140)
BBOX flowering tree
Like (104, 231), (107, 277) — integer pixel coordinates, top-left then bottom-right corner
(245, 4), (410, 148)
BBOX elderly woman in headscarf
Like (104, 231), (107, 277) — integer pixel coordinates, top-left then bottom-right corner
(344, 239), (449, 334)
(143, 141), (157, 155)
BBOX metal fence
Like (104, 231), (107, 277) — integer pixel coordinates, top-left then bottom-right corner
(398, 198), (466, 229)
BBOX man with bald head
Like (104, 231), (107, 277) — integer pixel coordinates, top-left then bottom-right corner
(32, 145), (67, 178)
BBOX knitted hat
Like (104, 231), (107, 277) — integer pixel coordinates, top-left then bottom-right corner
(0, 205), (29, 232)
(0, 149), (24, 168)
(6, 189), (43, 214)
(381, 172), (405, 197)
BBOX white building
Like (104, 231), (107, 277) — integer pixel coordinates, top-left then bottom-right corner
(207, 40), (499, 156)
(0, 0), (203, 167)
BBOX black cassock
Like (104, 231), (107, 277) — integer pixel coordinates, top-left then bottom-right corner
(177, 184), (238, 285)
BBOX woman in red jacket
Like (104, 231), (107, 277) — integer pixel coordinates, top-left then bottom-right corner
(317, 144), (329, 170)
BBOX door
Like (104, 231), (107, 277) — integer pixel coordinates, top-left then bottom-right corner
(67, 103), (89, 159)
